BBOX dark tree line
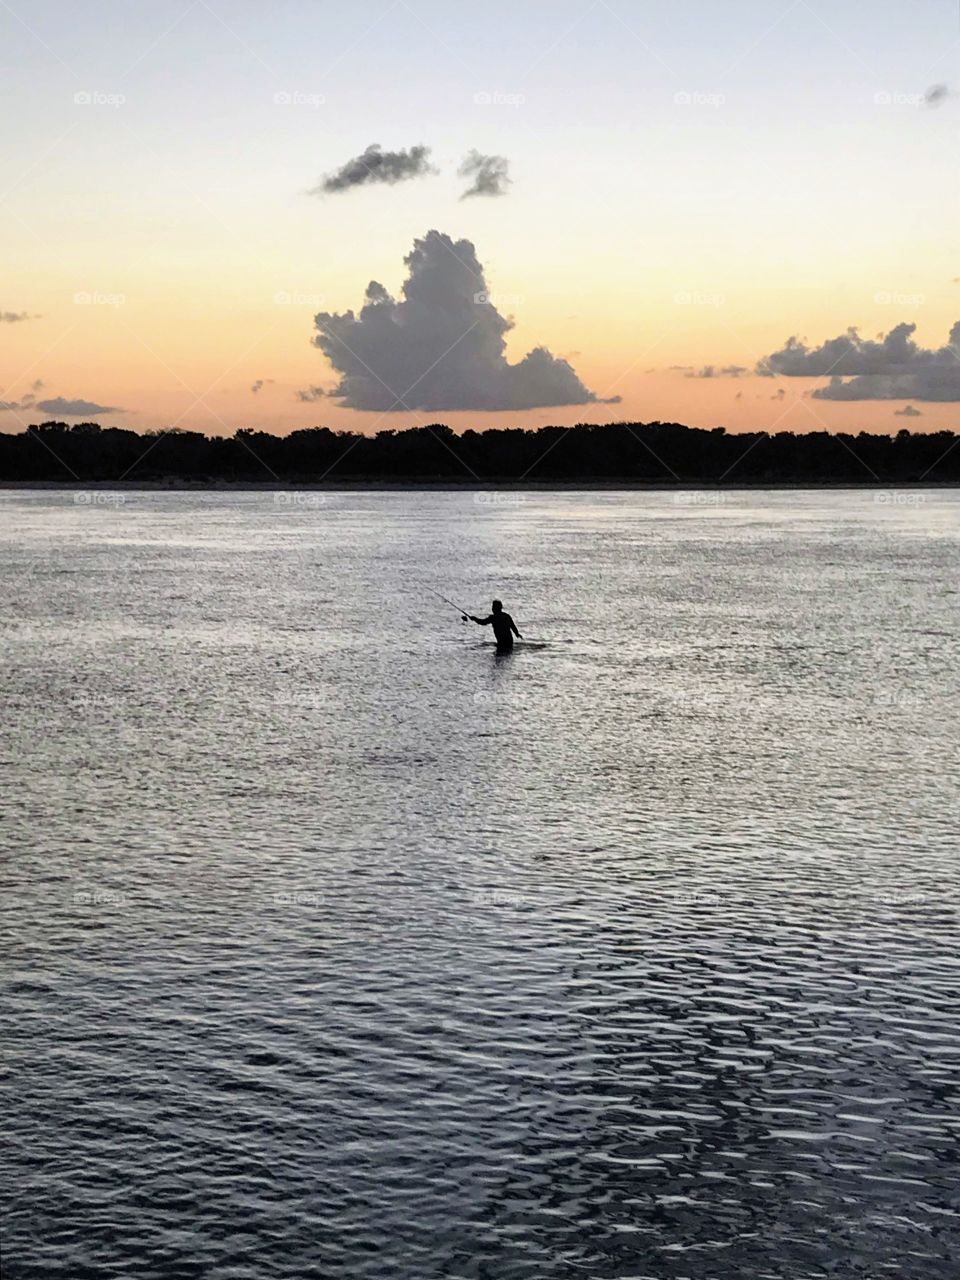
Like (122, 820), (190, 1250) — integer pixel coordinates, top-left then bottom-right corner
(1, 420), (957, 484)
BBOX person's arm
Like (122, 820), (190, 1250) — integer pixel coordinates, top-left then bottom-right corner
(511, 617), (522, 638)
(469, 614), (493, 625)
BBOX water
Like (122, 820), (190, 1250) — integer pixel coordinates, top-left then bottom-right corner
(2, 487), (959, 1279)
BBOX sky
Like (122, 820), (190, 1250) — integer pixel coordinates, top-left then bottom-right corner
(1, 0), (959, 438)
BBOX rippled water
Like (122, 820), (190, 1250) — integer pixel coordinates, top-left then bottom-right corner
(3, 487), (959, 1279)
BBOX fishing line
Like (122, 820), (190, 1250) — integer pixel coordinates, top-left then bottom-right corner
(426, 587), (470, 620)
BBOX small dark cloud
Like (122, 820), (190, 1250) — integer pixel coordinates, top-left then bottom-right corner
(924, 83), (952, 108)
(36, 396), (122, 416)
(458, 150), (511, 198)
(296, 386), (328, 402)
(311, 229), (614, 411)
(0, 310), (37, 323)
(894, 404), (922, 416)
(771, 388), (786, 400)
(684, 364), (747, 379)
(310, 144), (433, 195)
(31, 378), (44, 390)
(0, 388), (39, 409)
(251, 378), (274, 394)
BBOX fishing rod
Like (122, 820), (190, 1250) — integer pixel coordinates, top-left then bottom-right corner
(426, 588), (470, 621)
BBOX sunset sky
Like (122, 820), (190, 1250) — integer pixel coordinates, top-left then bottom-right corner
(2, 0), (958, 437)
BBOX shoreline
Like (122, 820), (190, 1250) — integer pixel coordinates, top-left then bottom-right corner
(2, 479), (958, 493)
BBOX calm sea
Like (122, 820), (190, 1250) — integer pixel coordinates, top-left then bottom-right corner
(2, 487), (959, 1279)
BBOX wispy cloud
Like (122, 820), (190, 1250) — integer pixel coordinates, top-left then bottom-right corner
(310, 144), (433, 195)
(458, 150), (511, 198)
(36, 396), (123, 416)
(684, 364), (747, 379)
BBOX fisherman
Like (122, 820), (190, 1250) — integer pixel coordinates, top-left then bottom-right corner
(468, 599), (522, 653)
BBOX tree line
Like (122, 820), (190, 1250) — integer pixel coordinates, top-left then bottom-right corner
(1, 420), (957, 484)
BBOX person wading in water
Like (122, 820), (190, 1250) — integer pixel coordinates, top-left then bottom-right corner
(468, 600), (522, 653)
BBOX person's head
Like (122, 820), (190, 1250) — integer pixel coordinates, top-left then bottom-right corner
(492, 599), (503, 613)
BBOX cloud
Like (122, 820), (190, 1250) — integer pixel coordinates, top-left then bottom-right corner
(311, 230), (615, 411)
(758, 320), (960, 400)
(924, 83), (953, 108)
(35, 396), (122, 416)
(684, 364), (747, 378)
(251, 378), (274, 394)
(310, 144), (433, 195)
(458, 150), (511, 198)
(1, 310), (36, 323)
(894, 404), (922, 416)
(0, 389), (39, 409)
(14, 379), (45, 408)
(296, 385), (328, 402)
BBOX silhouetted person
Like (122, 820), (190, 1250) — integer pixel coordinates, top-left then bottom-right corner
(469, 599), (521, 653)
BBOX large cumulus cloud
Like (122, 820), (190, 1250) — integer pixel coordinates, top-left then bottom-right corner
(311, 230), (615, 411)
(758, 321), (960, 401)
